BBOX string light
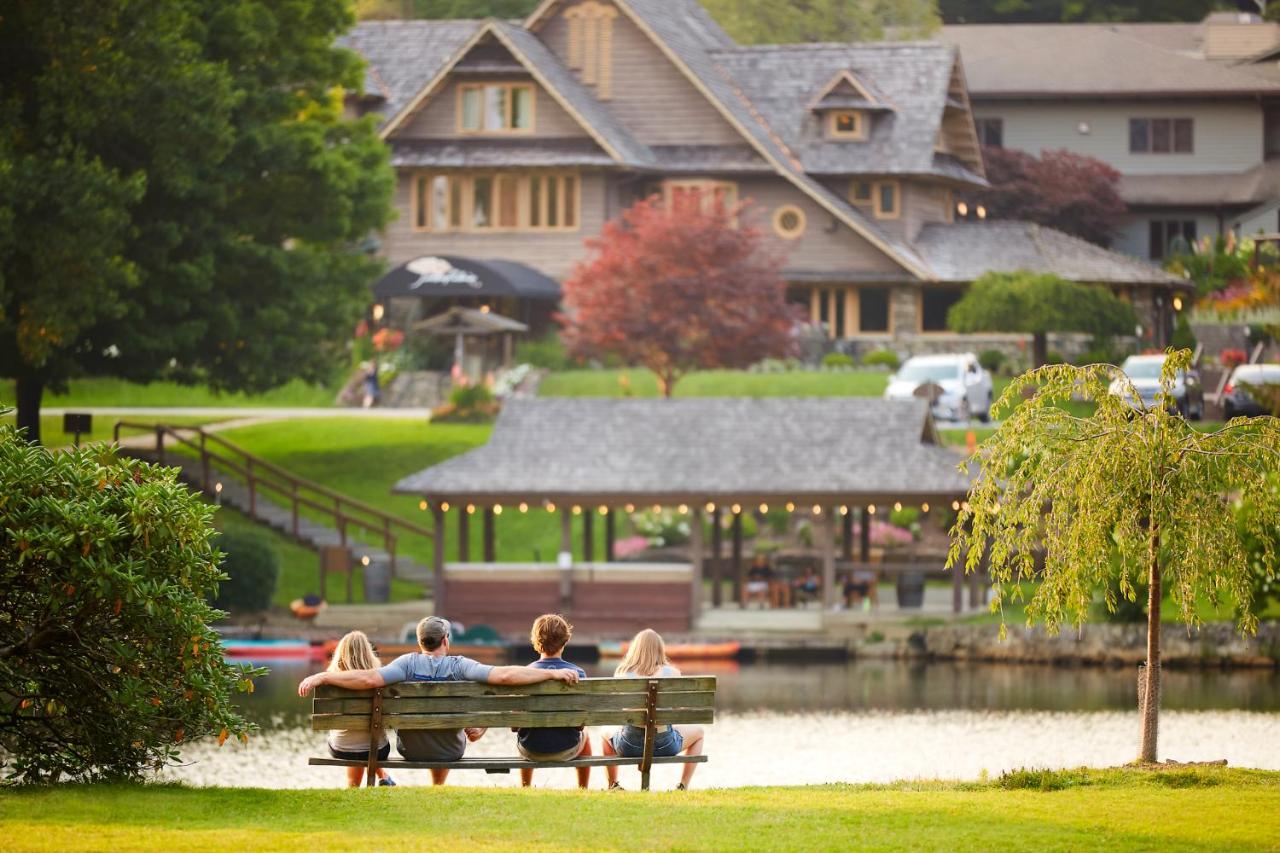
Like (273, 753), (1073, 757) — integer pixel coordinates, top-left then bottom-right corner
(625, 504), (635, 513)
(894, 501), (903, 512)
(677, 504), (689, 514)
(572, 505), (582, 515)
(440, 501), (450, 512)
(519, 502), (528, 513)
(812, 505), (822, 515)
(962, 501), (972, 512)
(976, 205), (987, 219)
(705, 502), (716, 513)
(921, 502), (930, 513)
(466, 504), (475, 515)
(759, 503), (768, 514)
(785, 502), (796, 512)
(493, 505), (503, 515)
(867, 505), (877, 515)
(839, 506), (848, 516)
(731, 503), (741, 514)
(546, 502), (556, 512)
(951, 500), (961, 511)
(598, 505), (608, 515)
(360, 556), (370, 567)
(652, 505), (661, 513)
(418, 500), (428, 511)
(957, 201), (969, 217)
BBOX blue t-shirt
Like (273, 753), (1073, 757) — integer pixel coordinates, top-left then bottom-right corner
(517, 657), (587, 755)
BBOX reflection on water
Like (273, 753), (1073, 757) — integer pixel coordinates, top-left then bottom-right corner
(158, 660), (1280, 790)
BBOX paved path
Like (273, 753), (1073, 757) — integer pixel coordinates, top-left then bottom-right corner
(46, 406), (431, 419)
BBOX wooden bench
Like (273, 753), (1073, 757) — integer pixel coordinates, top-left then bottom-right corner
(309, 676), (715, 790)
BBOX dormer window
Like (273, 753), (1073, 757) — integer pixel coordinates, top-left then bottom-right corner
(458, 83), (535, 134)
(827, 110), (866, 140)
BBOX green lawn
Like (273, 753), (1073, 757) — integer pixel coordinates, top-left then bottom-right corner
(0, 414), (223, 448)
(206, 418), (591, 566)
(0, 377), (341, 409)
(1, 768), (1276, 851)
(212, 505), (424, 607)
(540, 368), (892, 398)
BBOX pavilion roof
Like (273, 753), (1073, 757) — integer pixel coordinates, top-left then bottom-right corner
(394, 398), (972, 504)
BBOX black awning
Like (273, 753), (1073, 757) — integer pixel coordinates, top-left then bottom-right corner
(372, 256), (561, 302)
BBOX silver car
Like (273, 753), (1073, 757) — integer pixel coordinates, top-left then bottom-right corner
(1108, 354), (1204, 419)
(883, 353), (993, 422)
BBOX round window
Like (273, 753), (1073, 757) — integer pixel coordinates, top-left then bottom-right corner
(773, 205), (806, 240)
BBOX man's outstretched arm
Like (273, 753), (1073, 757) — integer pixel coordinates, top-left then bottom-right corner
(298, 668), (387, 696)
(486, 665), (580, 686)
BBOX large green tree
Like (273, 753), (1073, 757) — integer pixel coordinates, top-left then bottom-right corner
(949, 351), (1280, 763)
(947, 271), (1137, 367)
(0, 0), (394, 444)
(701, 0), (939, 43)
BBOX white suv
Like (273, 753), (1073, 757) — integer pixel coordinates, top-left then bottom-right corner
(883, 353), (993, 422)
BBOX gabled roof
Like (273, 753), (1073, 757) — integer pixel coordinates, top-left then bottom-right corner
(394, 397), (969, 502)
(939, 24), (1280, 98)
(915, 221), (1189, 287)
(808, 69), (887, 110)
(338, 21), (481, 122)
(711, 43), (966, 180)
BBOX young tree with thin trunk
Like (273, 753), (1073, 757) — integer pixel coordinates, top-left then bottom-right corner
(947, 271), (1136, 367)
(947, 350), (1280, 764)
(560, 195), (796, 397)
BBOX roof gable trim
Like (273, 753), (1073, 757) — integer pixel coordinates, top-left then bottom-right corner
(808, 69), (879, 110)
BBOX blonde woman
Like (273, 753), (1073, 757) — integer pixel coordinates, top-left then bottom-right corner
(326, 631), (395, 787)
(601, 629), (705, 791)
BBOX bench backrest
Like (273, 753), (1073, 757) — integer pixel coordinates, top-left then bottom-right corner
(311, 676), (716, 732)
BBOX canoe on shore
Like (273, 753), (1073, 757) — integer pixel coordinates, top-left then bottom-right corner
(222, 640), (328, 661)
(598, 640), (741, 661)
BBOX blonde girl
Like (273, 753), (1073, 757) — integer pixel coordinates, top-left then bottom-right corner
(601, 629), (705, 791)
(326, 631), (394, 787)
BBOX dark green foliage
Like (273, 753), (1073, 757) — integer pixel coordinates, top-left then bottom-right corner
(948, 271), (1137, 367)
(0, 0), (394, 443)
(978, 349), (1005, 374)
(515, 333), (574, 370)
(358, 0), (540, 18)
(998, 767), (1093, 791)
(822, 352), (856, 369)
(861, 350), (901, 370)
(1236, 475), (1280, 613)
(1075, 336), (1130, 367)
(1170, 314), (1197, 352)
(213, 531), (280, 614)
(0, 420), (261, 783)
(701, 0), (939, 43)
(939, 0), (1220, 23)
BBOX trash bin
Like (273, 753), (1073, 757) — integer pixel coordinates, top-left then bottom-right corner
(895, 572), (925, 609)
(362, 557), (391, 604)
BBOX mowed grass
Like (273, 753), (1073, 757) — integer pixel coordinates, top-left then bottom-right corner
(540, 368), (892, 398)
(205, 418), (585, 566)
(1, 768), (1277, 851)
(0, 376), (341, 408)
(0, 414), (223, 447)
(212, 505), (424, 607)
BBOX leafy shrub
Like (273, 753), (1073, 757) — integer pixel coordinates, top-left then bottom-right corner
(515, 332), (573, 370)
(214, 531), (279, 614)
(978, 349), (1005, 374)
(432, 381), (500, 423)
(764, 507), (791, 535)
(861, 349), (900, 370)
(0, 422), (260, 782)
(1220, 348), (1247, 369)
(821, 352), (855, 369)
(705, 509), (758, 540)
(889, 507), (922, 540)
(629, 509), (691, 547)
(998, 767), (1092, 791)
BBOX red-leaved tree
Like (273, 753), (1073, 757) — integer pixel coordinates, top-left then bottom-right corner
(560, 195), (796, 397)
(973, 147), (1126, 247)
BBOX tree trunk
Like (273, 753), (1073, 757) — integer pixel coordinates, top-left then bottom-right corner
(1032, 332), (1048, 368)
(14, 374), (44, 445)
(657, 373), (676, 398)
(1139, 519), (1162, 764)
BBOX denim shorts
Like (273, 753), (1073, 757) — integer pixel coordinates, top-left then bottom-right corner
(328, 742), (391, 762)
(611, 726), (683, 758)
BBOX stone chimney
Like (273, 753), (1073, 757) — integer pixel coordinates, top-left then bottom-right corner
(1204, 11), (1280, 60)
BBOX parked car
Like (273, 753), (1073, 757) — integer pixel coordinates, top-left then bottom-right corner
(1222, 363), (1280, 419)
(1108, 354), (1204, 419)
(883, 353), (992, 422)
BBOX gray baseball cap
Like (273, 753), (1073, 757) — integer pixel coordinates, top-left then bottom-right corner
(417, 616), (451, 651)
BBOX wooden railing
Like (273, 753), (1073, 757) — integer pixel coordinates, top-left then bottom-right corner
(113, 421), (432, 577)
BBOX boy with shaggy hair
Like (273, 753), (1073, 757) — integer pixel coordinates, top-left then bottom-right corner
(518, 613), (592, 788)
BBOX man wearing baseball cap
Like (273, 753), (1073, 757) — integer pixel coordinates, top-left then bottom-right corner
(299, 616), (579, 784)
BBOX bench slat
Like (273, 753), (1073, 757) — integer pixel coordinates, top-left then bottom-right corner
(307, 755), (709, 770)
(311, 707), (714, 731)
(313, 690), (716, 716)
(313, 676), (715, 700)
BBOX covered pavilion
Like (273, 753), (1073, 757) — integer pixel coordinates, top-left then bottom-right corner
(394, 397), (976, 633)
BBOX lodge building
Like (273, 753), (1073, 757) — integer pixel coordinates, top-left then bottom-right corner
(343, 0), (1187, 355)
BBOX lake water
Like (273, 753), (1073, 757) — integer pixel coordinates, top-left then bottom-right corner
(159, 660), (1280, 790)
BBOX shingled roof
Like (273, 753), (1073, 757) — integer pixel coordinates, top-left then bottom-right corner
(393, 398), (971, 503)
(915, 221), (1189, 287)
(338, 21), (480, 123)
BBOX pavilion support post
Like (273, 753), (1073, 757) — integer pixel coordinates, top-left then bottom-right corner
(583, 511), (595, 563)
(731, 510), (744, 605)
(432, 506), (446, 615)
(820, 508), (837, 610)
(458, 510), (470, 562)
(604, 509), (616, 562)
(841, 510), (854, 561)
(689, 507), (704, 627)
(482, 508), (495, 562)
(860, 507), (872, 562)
(559, 509), (573, 609)
(560, 509), (573, 556)
(710, 507), (723, 607)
